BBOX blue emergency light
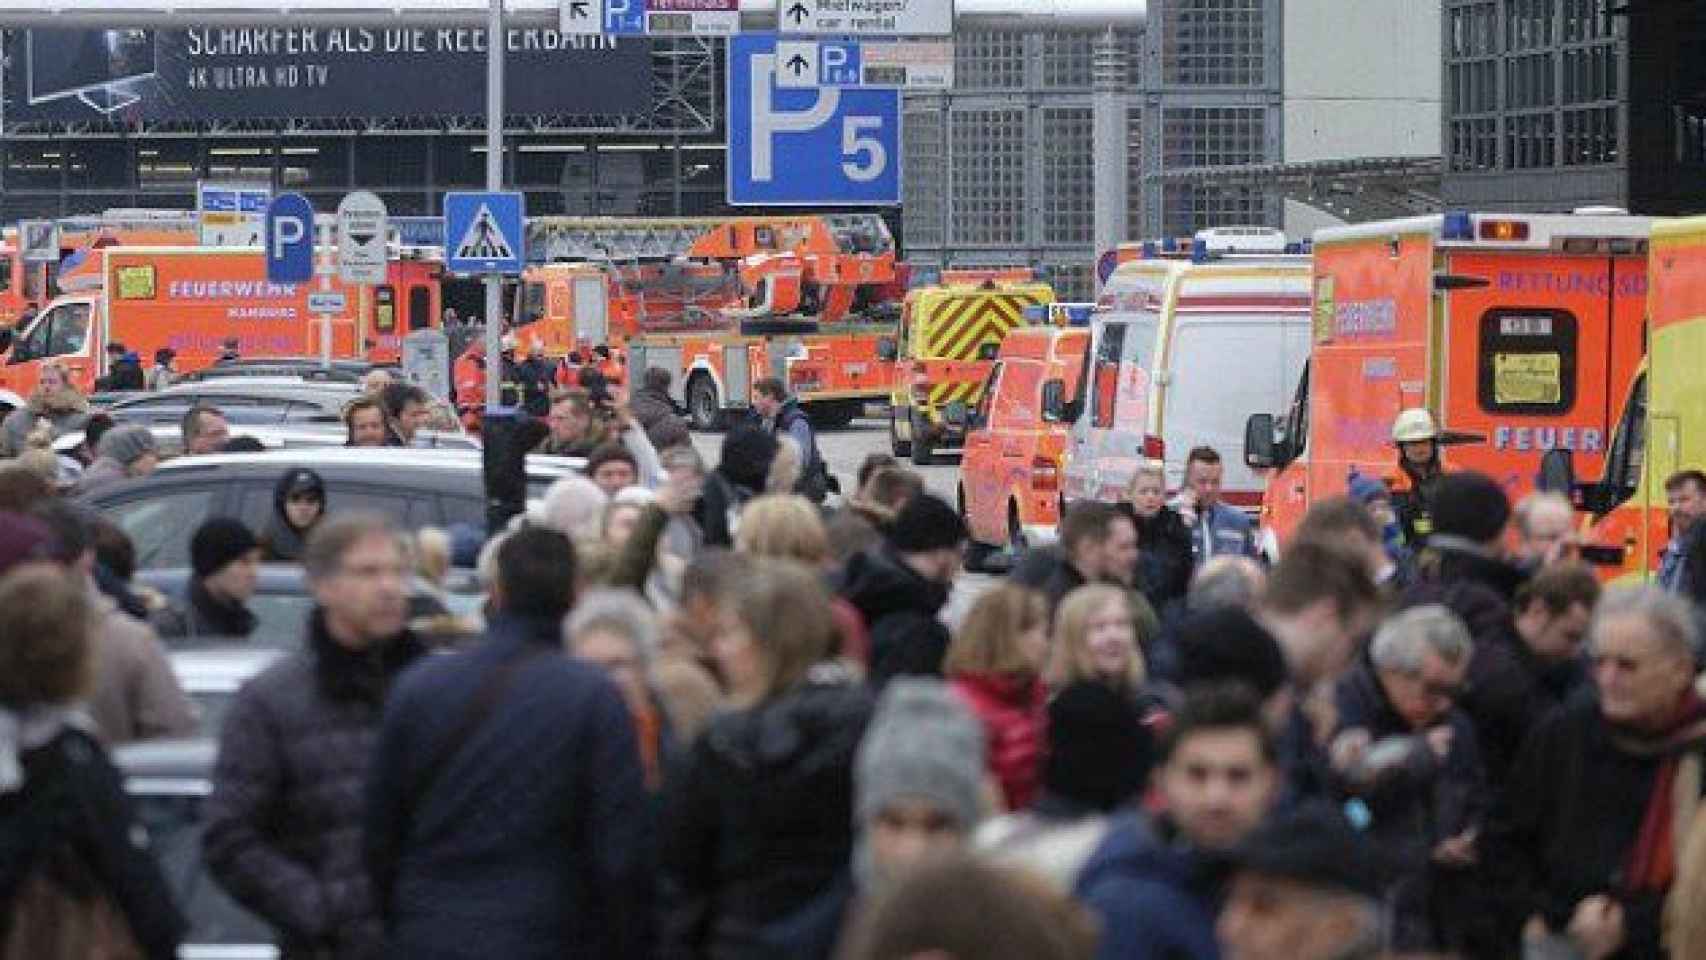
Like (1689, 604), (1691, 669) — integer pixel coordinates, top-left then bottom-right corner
(1141, 241), (1159, 259)
(1442, 211), (1475, 241)
(1190, 238), (1210, 263)
(1062, 305), (1093, 326)
(1022, 305), (1049, 323)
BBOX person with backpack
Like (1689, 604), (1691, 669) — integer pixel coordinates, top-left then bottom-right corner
(750, 377), (834, 504)
(698, 426), (778, 549)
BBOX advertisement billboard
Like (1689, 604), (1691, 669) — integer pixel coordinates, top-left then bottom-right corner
(4, 27), (652, 125)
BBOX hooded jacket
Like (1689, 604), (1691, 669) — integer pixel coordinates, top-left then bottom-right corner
(1073, 815), (1222, 960)
(260, 471), (323, 564)
(659, 665), (872, 960)
(203, 611), (426, 960)
(838, 547), (952, 688)
(150, 579), (259, 642)
(2, 387), (89, 457)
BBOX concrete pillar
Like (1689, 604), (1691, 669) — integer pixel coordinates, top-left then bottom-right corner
(1092, 26), (1128, 284)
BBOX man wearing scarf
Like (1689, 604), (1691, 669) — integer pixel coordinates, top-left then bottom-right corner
(1485, 585), (1706, 959)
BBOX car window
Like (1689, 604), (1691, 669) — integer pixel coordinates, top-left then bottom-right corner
(45, 302), (91, 357)
(283, 401), (346, 424)
(104, 487), (220, 569)
(323, 485), (424, 526)
(129, 789), (277, 947)
(439, 494), (487, 531)
(249, 594), (315, 650)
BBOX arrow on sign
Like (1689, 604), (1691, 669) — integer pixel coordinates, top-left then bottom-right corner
(787, 53), (810, 75)
(568, 0), (590, 18)
(787, 2), (810, 24)
(349, 231), (378, 246)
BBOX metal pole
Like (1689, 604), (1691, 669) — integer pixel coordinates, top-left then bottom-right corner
(1092, 26), (1128, 290)
(483, 0), (504, 411)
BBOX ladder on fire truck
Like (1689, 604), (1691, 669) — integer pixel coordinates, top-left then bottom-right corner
(525, 214), (893, 263)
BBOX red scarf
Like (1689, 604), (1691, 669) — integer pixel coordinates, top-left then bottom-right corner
(1622, 690), (1706, 893)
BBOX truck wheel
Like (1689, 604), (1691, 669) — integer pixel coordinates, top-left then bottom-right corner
(1008, 501), (1027, 552)
(889, 405), (912, 457)
(687, 375), (723, 432)
(910, 411), (935, 466)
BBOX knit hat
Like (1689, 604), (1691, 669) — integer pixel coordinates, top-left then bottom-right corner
(1043, 681), (1154, 812)
(1227, 801), (1392, 899)
(1430, 471), (1511, 544)
(886, 494), (968, 553)
(0, 512), (60, 576)
(1173, 607), (1290, 699)
(95, 424), (157, 467)
(1346, 470), (1390, 506)
(191, 517), (259, 579)
(718, 426), (779, 491)
(856, 679), (987, 830)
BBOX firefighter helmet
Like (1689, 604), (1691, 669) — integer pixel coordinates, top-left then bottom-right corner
(1391, 408), (1440, 444)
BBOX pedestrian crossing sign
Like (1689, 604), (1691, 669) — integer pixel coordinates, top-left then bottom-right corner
(444, 191), (526, 275)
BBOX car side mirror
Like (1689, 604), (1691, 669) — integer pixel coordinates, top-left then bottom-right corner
(1041, 379), (1067, 422)
(876, 337), (898, 362)
(1244, 412), (1278, 469)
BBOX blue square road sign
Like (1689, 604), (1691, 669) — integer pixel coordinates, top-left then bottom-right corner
(444, 192), (526, 276)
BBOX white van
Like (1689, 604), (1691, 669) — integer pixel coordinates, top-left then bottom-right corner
(1063, 251), (1312, 510)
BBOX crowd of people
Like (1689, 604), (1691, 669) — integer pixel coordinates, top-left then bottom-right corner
(8, 367), (1706, 960)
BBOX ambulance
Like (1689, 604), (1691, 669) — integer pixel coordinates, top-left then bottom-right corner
(886, 271), (1055, 465)
(0, 246), (437, 397)
(1547, 214), (1706, 580)
(958, 309), (1092, 550)
(1244, 210), (1652, 551)
(1064, 232), (1313, 509)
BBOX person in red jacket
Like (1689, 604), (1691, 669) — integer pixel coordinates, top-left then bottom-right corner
(945, 584), (1051, 812)
(453, 342), (487, 414)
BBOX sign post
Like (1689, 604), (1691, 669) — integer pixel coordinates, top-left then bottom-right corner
(336, 191), (389, 286)
(313, 215), (340, 370)
(198, 181), (271, 247)
(485, 0), (505, 411)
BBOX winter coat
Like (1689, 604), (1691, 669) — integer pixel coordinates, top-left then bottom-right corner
(365, 614), (652, 959)
(87, 592), (197, 746)
(632, 385), (691, 451)
(99, 358), (145, 392)
(260, 474), (320, 564)
(838, 546), (952, 688)
(203, 611), (426, 960)
(950, 673), (1048, 811)
(1183, 501), (1259, 563)
(1, 388), (89, 456)
(658, 664), (873, 960)
(1127, 506), (1195, 616)
(0, 718), (186, 959)
(1483, 693), (1706, 959)
(1331, 661), (1486, 951)
(751, 400), (830, 503)
(1008, 544), (1090, 621)
(74, 457), (134, 495)
(1073, 815), (1222, 960)
(150, 579), (259, 642)
(1401, 536), (1539, 784)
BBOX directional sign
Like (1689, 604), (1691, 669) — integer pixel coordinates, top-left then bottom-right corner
(336, 191), (390, 286)
(444, 191), (526, 275)
(778, 0), (954, 36)
(560, 0), (601, 34)
(18, 220), (59, 264)
(728, 33), (901, 206)
(775, 39), (953, 89)
(647, 0), (740, 35)
(264, 193), (315, 284)
(199, 181), (271, 247)
(308, 291), (349, 314)
(775, 40), (820, 89)
(604, 0), (647, 34)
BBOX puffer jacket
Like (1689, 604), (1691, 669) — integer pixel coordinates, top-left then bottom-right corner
(837, 546), (952, 688)
(631, 385), (691, 450)
(203, 610), (426, 960)
(950, 672), (1048, 811)
(658, 664), (873, 960)
(1073, 815), (1222, 960)
(1, 388), (89, 456)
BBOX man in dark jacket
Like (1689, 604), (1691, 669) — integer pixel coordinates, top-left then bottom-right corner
(1076, 685), (1281, 960)
(97, 342), (146, 391)
(1401, 471), (1538, 784)
(631, 366), (692, 451)
(365, 527), (651, 959)
(1328, 606), (1484, 952)
(1011, 501), (1139, 620)
(151, 517), (261, 641)
(1507, 562), (1599, 711)
(1485, 585), (1706, 959)
(839, 494), (967, 687)
(750, 376), (832, 503)
(203, 514), (427, 960)
(699, 426), (778, 549)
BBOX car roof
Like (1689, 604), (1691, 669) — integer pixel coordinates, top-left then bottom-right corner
(170, 645), (288, 692)
(148, 447), (583, 475)
(113, 381), (360, 404)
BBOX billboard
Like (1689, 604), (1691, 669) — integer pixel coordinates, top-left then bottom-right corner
(4, 27), (652, 125)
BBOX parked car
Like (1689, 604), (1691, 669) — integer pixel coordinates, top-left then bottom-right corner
(102, 379), (360, 428)
(116, 738), (280, 959)
(80, 448), (586, 569)
(55, 423), (478, 459)
(176, 357), (380, 384)
(167, 644), (288, 738)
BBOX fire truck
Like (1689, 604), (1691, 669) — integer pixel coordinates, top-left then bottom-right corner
(0, 209), (202, 328)
(510, 214), (902, 428)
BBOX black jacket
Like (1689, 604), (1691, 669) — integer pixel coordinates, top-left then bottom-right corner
(1127, 506), (1195, 616)
(365, 614), (652, 959)
(97, 358), (146, 392)
(203, 611), (426, 960)
(1401, 537), (1538, 785)
(632, 386), (691, 450)
(151, 579), (259, 641)
(838, 547), (952, 688)
(0, 726), (185, 958)
(659, 667), (872, 960)
(1483, 693), (1706, 959)
(752, 400), (830, 503)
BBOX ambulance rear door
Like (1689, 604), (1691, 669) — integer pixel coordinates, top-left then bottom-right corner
(1065, 268), (1165, 504)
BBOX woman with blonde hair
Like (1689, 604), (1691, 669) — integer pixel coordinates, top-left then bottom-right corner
(1124, 460), (1194, 613)
(735, 493), (871, 666)
(659, 558), (872, 956)
(1049, 583), (1148, 695)
(945, 583), (1050, 812)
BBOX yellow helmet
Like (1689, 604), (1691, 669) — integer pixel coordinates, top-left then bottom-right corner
(1391, 408), (1439, 443)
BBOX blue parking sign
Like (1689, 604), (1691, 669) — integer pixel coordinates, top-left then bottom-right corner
(605, 0), (647, 35)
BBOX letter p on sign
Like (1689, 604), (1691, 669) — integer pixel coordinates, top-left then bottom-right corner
(265, 192), (315, 284)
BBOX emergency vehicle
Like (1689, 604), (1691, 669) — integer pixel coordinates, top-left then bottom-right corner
(1064, 233), (1312, 509)
(0, 209), (201, 328)
(1244, 210), (1652, 551)
(0, 246), (438, 397)
(1550, 214), (1706, 580)
(958, 308), (1093, 551)
(886, 271), (1055, 465)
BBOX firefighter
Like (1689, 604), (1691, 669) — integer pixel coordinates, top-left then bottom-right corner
(594, 345), (626, 393)
(453, 341), (488, 417)
(1389, 407), (1444, 546)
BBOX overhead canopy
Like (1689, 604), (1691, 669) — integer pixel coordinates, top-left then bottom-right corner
(0, 0), (1144, 29)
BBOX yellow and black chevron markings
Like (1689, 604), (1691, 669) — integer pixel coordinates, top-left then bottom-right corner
(916, 293), (1048, 409)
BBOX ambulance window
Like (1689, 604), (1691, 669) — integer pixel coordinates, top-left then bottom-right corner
(45, 303), (90, 357)
(1091, 323), (1127, 429)
(374, 287), (396, 334)
(521, 283), (546, 324)
(1599, 371), (1646, 515)
(1478, 309), (1577, 415)
(409, 287), (433, 331)
(974, 362), (1002, 427)
(1284, 363), (1310, 457)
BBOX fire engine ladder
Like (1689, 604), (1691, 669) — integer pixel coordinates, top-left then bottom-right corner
(525, 213), (894, 263)
(56, 209), (202, 238)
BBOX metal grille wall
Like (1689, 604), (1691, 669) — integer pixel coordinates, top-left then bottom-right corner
(1162, 0), (1268, 87)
